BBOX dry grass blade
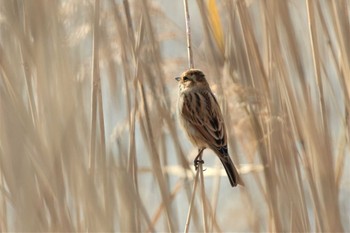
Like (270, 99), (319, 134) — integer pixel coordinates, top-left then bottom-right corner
(0, 0), (349, 232)
(198, 161), (208, 233)
(89, 0), (101, 176)
(183, 0), (194, 68)
(184, 168), (200, 233)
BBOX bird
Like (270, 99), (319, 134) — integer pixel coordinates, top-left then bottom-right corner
(175, 69), (244, 187)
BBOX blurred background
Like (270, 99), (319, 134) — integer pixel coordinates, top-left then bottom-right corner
(0, 0), (349, 232)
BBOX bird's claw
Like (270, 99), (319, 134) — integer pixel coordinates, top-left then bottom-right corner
(194, 158), (205, 171)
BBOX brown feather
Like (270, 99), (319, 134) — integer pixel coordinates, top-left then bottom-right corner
(177, 69), (243, 187)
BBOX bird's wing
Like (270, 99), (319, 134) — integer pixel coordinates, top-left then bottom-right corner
(182, 89), (243, 187)
(181, 90), (227, 151)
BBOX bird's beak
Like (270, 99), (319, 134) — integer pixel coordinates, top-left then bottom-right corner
(175, 77), (180, 81)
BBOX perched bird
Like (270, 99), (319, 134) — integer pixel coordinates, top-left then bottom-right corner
(176, 69), (244, 187)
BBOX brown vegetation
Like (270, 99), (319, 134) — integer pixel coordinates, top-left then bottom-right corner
(0, 0), (349, 232)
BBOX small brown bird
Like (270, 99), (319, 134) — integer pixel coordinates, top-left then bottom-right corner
(176, 69), (243, 187)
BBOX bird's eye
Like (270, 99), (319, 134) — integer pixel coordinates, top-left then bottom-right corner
(183, 76), (189, 81)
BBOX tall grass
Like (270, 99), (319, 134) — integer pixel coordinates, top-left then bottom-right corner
(0, 0), (349, 232)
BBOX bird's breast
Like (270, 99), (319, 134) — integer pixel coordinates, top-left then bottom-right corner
(177, 93), (207, 148)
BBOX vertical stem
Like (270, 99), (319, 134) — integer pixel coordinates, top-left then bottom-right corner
(89, 0), (100, 175)
(183, 0), (194, 69)
(198, 155), (208, 233)
(184, 169), (200, 233)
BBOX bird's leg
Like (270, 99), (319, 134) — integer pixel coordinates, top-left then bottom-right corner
(194, 148), (205, 170)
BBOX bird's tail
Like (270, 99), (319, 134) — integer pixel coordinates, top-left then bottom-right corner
(219, 154), (244, 187)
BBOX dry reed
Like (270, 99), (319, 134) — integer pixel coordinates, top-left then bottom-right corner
(0, 0), (349, 232)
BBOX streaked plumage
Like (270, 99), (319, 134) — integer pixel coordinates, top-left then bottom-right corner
(176, 69), (243, 187)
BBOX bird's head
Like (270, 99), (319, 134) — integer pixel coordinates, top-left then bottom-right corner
(175, 69), (209, 92)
